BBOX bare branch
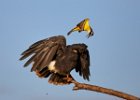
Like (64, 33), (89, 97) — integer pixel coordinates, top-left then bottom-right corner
(70, 80), (140, 100)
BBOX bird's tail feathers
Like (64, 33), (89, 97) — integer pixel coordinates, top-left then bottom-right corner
(48, 73), (72, 85)
(35, 67), (51, 78)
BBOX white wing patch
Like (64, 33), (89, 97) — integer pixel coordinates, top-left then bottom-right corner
(48, 60), (57, 73)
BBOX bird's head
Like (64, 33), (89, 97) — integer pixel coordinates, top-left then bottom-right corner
(87, 27), (94, 38)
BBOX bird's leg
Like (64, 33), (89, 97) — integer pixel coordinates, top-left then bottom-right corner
(66, 74), (70, 81)
(65, 74), (74, 83)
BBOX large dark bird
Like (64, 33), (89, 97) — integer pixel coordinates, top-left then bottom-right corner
(20, 35), (90, 85)
(67, 18), (94, 38)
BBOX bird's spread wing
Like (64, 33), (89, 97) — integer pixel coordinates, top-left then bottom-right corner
(72, 44), (90, 80)
(19, 35), (66, 72)
(77, 19), (87, 30)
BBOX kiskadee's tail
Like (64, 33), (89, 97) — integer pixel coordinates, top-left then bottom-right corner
(67, 26), (80, 36)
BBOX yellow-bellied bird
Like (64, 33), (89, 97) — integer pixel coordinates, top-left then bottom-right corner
(67, 18), (94, 38)
(20, 35), (90, 85)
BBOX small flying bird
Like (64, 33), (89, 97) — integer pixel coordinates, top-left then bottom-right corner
(20, 35), (90, 85)
(67, 18), (94, 38)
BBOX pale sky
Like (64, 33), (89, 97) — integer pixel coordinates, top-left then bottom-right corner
(0, 0), (140, 100)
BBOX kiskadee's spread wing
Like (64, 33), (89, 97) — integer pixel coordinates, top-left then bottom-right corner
(76, 19), (87, 31)
(83, 19), (90, 32)
(71, 44), (90, 81)
(19, 35), (66, 72)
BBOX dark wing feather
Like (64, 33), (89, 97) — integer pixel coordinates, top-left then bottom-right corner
(33, 45), (59, 71)
(74, 44), (90, 80)
(20, 35), (66, 72)
(76, 19), (86, 31)
(80, 49), (90, 80)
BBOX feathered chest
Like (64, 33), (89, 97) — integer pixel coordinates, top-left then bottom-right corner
(55, 48), (78, 74)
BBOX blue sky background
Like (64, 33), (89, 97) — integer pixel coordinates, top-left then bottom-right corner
(0, 0), (140, 100)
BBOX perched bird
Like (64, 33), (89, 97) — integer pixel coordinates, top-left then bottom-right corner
(20, 35), (90, 85)
(67, 18), (94, 38)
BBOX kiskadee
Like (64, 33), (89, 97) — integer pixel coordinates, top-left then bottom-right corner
(67, 18), (94, 38)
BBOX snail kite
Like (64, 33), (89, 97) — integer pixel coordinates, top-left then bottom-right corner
(20, 35), (90, 85)
(67, 18), (94, 38)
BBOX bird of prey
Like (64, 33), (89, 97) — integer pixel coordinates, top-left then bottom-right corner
(20, 35), (90, 85)
(67, 18), (94, 38)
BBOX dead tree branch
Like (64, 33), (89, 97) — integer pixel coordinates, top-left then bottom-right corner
(70, 80), (140, 100)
